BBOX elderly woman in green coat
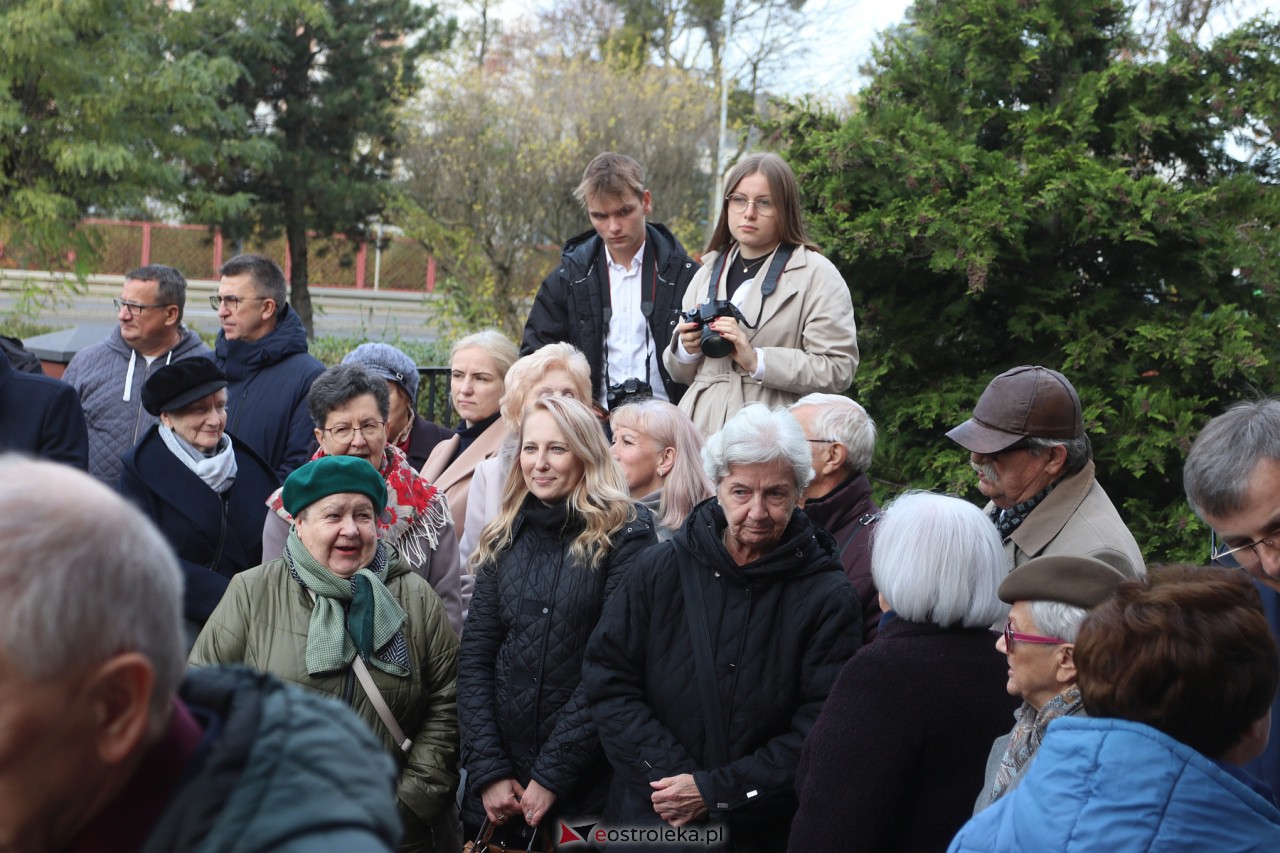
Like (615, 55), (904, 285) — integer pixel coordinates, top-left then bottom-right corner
(190, 455), (459, 852)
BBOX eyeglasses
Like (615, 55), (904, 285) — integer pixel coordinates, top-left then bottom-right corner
(114, 298), (173, 317)
(322, 422), (386, 443)
(209, 295), (268, 310)
(1210, 531), (1280, 570)
(725, 194), (776, 217)
(1002, 619), (1066, 650)
(806, 438), (839, 445)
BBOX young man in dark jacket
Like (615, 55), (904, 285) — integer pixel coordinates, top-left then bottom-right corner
(521, 152), (699, 413)
(213, 253), (324, 479)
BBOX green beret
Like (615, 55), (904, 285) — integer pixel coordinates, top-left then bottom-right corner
(283, 456), (387, 517)
(998, 554), (1127, 610)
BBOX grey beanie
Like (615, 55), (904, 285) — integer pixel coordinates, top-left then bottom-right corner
(342, 343), (420, 403)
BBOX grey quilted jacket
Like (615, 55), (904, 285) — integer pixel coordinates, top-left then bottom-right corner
(63, 325), (211, 483)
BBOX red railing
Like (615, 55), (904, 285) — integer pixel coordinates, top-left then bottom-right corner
(1, 219), (437, 292)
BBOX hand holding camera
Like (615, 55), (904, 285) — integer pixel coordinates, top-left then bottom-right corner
(681, 300), (757, 372)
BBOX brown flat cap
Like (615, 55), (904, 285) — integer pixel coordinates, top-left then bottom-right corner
(946, 365), (1084, 454)
(998, 555), (1127, 609)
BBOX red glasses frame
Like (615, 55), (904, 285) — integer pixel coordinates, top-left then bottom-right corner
(1003, 619), (1066, 649)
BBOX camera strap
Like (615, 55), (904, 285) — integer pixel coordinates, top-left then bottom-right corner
(707, 243), (795, 329)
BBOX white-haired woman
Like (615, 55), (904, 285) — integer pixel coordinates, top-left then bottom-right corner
(458, 397), (656, 850)
(610, 399), (712, 541)
(583, 403), (862, 850)
(789, 492), (1017, 853)
(421, 329), (519, 536)
(974, 554), (1125, 812)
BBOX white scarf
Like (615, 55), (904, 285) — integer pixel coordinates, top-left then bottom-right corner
(158, 425), (238, 493)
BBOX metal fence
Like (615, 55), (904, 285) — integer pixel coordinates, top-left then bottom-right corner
(0, 219), (438, 292)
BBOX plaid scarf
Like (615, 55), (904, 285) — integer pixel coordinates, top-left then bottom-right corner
(993, 479), (1058, 538)
(267, 444), (450, 567)
(990, 685), (1083, 802)
(284, 530), (410, 677)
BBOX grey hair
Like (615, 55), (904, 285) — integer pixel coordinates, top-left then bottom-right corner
(1028, 599), (1091, 644)
(219, 253), (286, 315)
(871, 491), (1010, 628)
(1185, 399), (1280, 518)
(0, 456), (184, 724)
(1024, 434), (1092, 475)
(307, 363), (391, 427)
(703, 404), (813, 494)
(126, 264), (188, 322)
(450, 329), (520, 378)
(791, 393), (876, 474)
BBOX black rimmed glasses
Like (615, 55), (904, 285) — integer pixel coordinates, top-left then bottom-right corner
(725, 194), (776, 217)
(209, 294), (268, 310)
(806, 438), (839, 445)
(114, 298), (173, 317)
(1002, 619), (1066, 650)
(322, 422), (386, 443)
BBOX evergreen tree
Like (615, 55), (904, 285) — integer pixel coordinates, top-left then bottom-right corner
(178, 0), (453, 335)
(777, 0), (1280, 560)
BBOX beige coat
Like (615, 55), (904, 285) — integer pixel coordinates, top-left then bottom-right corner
(994, 460), (1145, 578)
(663, 246), (859, 436)
(419, 419), (508, 536)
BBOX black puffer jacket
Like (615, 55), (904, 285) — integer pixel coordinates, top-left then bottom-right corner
(458, 495), (657, 829)
(583, 498), (862, 852)
(521, 222), (699, 403)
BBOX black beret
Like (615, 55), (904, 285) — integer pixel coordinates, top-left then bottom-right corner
(998, 554), (1127, 610)
(142, 359), (227, 416)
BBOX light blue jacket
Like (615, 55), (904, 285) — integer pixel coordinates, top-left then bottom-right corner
(950, 716), (1280, 852)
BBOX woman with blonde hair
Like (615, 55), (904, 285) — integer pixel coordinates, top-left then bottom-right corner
(458, 396), (656, 850)
(664, 152), (859, 435)
(610, 399), (712, 540)
(420, 329), (519, 536)
(456, 343), (592, 567)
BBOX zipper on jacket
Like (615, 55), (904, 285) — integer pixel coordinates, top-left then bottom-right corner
(209, 493), (229, 571)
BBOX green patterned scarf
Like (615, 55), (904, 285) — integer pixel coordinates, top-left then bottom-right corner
(285, 528), (409, 677)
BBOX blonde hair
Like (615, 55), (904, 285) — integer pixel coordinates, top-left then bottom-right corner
(450, 329), (519, 377)
(471, 397), (634, 572)
(498, 343), (592, 430)
(611, 400), (711, 532)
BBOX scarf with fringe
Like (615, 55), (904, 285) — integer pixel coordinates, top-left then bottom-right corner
(267, 444), (449, 568)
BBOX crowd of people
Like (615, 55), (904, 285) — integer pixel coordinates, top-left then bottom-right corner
(1, 149), (1278, 853)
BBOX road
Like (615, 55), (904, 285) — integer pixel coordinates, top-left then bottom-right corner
(0, 271), (446, 343)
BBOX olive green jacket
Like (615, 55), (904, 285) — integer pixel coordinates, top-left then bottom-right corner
(189, 548), (459, 840)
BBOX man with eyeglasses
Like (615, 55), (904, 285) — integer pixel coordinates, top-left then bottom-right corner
(213, 254), (324, 480)
(1183, 398), (1280, 792)
(64, 264), (212, 484)
(521, 152), (699, 416)
(789, 393), (883, 641)
(946, 365), (1144, 578)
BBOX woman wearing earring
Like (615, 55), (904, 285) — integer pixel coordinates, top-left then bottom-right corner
(664, 153), (859, 436)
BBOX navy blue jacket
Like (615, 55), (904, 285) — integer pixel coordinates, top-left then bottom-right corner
(214, 305), (324, 479)
(119, 426), (279, 630)
(0, 355), (88, 469)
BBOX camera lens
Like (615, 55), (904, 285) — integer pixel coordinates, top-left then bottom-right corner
(701, 327), (734, 359)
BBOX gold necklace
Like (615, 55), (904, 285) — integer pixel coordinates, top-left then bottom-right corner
(739, 253), (768, 275)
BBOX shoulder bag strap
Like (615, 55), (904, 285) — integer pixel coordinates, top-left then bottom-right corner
(837, 512), (880, 561)
(307, 588), (412, 753)
(678, 557), (731, 768)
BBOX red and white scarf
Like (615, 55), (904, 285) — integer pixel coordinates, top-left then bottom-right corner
(267, 444), (449, 567)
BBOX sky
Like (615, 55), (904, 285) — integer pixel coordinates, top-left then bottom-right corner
(488, 0), (1276, 100)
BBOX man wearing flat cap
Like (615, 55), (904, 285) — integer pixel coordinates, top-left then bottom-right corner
(947, 365), (1144, 577)
(975, 554), (1127, 812)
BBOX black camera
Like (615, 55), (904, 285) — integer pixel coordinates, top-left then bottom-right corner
(682, 300), (746, 359)
(606, 377), (653, 410)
